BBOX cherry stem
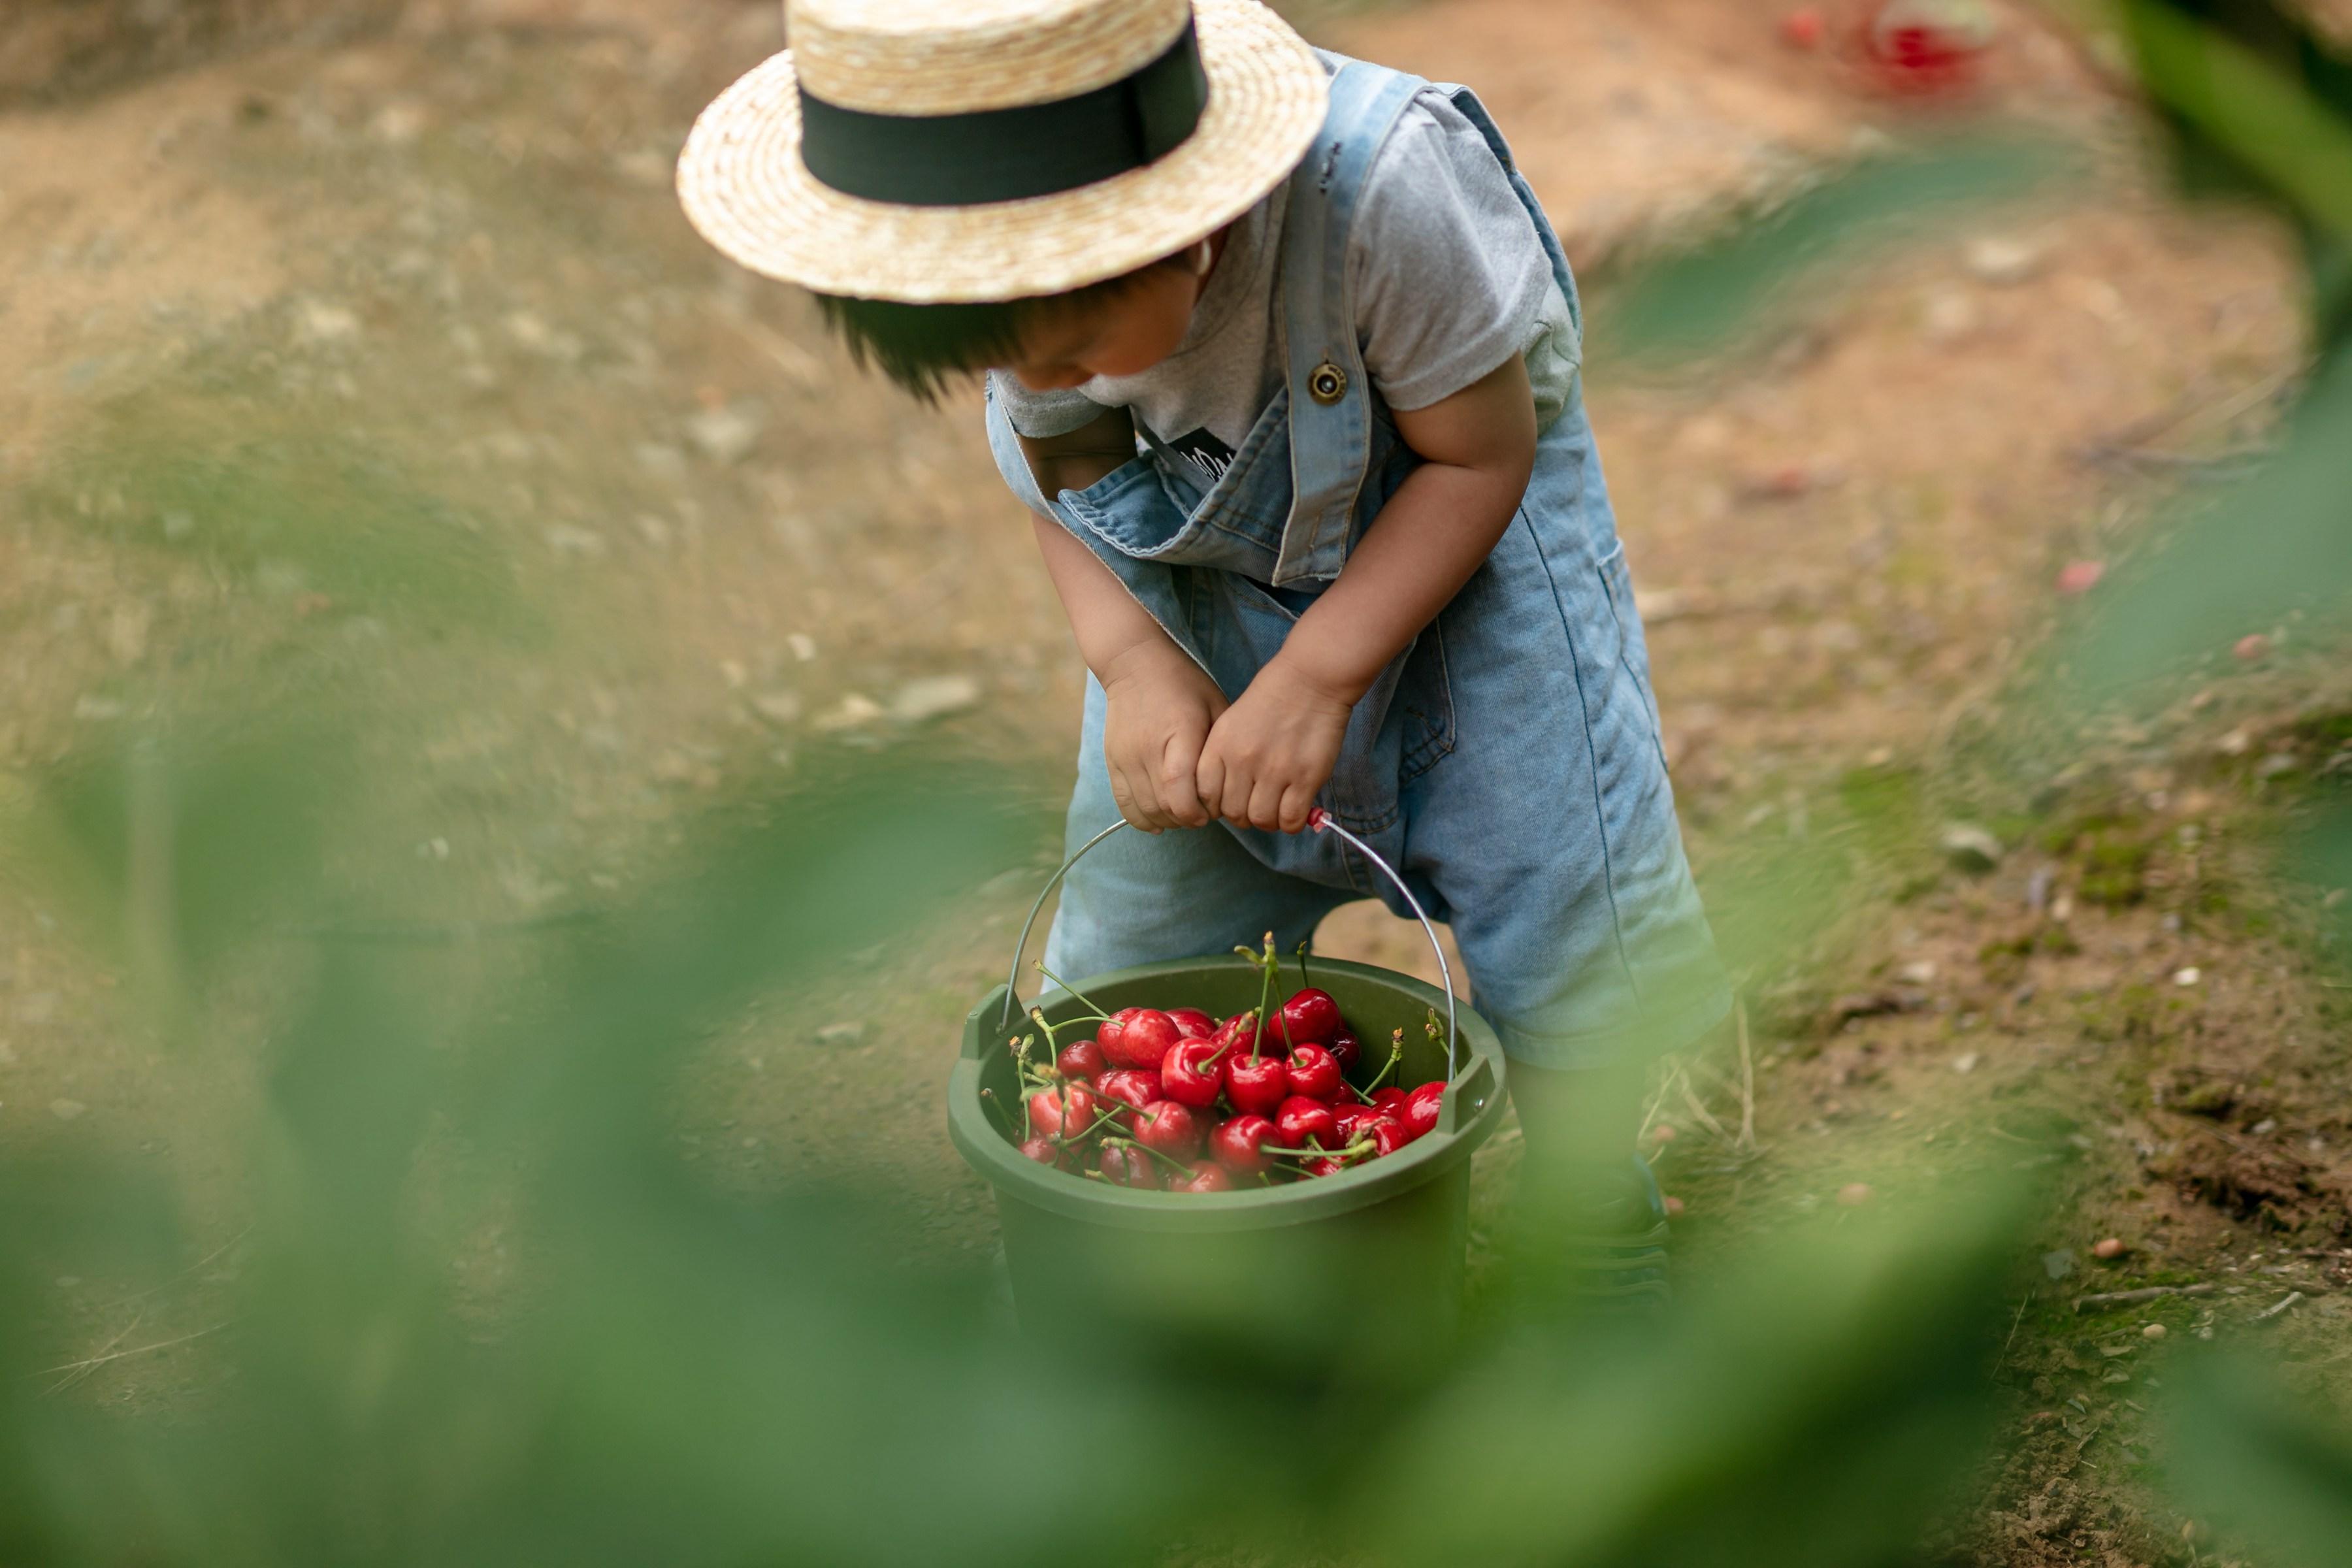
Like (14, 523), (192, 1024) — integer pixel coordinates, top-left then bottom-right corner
(1032, 961), (1111, 1019)
(1104, 1135), (1194, 1178)
(1016, 1055), (1073, 1095)
(1359, 1033), (1405, 1096)
(979, 1087), (1019, 1139)
(1239, 931), (1279, 1064)
(1263, 1139), (1373, 1162)
(1064, 1105), (1128, 1143)
(1239, 1009), (1263, 1067)
(1296, 940), (1315, 992)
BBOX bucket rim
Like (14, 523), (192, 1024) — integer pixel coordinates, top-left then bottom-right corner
(947, 953), (1508, 1233)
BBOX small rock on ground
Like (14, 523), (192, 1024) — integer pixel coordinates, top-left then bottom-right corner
(1939, 823), (2003, 873)
(890, 675), (981, 724)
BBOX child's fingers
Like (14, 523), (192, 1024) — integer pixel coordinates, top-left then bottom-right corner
(1130, 757), (1173, 832)
(1158, 751), (1208, 828)
(1192, 736), (1229, 827)
(1107, 754), (1164, 834)
(1243, 774), (1286, 833)
(1214, 760), (1256, 828)
(1275, 783), (1316, 836)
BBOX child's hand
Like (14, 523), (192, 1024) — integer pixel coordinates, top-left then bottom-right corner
(1100, 645), (1228, 833)
(1196, 658), (1354, 834)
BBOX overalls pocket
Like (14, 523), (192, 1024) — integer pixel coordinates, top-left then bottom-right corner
(1395, 616), (1456, 783)
(1062, 463), (1267, 574)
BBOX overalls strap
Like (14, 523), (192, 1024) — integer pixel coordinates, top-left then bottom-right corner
(1271, 57), (1426, 587)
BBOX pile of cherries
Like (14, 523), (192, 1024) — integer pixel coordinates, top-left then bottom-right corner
(992, 937), (1449, 1193)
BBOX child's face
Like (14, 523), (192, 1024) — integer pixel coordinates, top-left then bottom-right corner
(1002, 263), (1201, 391)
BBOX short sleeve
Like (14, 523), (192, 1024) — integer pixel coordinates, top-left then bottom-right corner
(988, 371), (1113, 439)
(1350, 93), (1555, 413)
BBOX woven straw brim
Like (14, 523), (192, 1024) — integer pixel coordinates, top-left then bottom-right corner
(676, 0), (1329, 303)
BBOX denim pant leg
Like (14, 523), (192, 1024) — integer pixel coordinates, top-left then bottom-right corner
(1043, 678), (1355, 983)
(1401, 514), (1730, 1072)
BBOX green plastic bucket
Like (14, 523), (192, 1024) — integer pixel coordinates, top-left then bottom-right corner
(947, 817), (1509, 1375)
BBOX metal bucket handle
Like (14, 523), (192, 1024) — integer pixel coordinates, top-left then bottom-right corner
(999, 808), (1460, 1080)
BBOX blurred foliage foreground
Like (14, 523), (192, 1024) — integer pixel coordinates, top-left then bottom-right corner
(0, 728), (2089, 1568)
(5, 3), (2352, 1566)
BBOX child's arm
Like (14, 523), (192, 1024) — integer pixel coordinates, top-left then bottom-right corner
(1015, 404), (1138, 498)
(1020, 411), (1228, 833)
(1196, 353), (1539, 834)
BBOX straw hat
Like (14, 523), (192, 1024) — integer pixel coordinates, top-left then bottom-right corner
(676, 0), (1330, 303)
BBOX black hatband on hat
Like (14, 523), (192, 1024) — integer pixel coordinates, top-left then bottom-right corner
(797, 15), (1210, 206)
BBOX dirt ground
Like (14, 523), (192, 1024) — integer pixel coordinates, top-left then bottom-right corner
(3, 1), (2347, 1563)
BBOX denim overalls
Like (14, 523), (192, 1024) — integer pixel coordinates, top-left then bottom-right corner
(985, 55), (1729, 1070)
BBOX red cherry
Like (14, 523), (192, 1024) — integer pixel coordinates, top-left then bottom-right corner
(1174, 1162), (1233, 1194)
(1167, 1007), (1218, 1039)
(1056, 1038), (1106, 1081)
(1277, 987), (1342, 1047)
(1102, 1008), (1181, 1071)
(1026, 1090), (1064, 1141)
(1063, 1082), (1100, 1134)
(1215, 1010), (1271, 1060)
(1275, 1095), (1339, 1151)
(1030, 1082), (1101, 1142)
(1368, 1119), (1410, 1158)
(1094, 1005), (1143, 1062)
(1324, 1030), (1362, 1073)
(1223, 1052), (1289, 1117)
(1211, 1114), (1278, 1175)
(1402, 1081), (1446, 1141)
(1284, 1044), (1343, 1102)
(1303, 1154), (1349, 1179)
(1331, 1103), (1379, 1144)
(1096, 1070), (1158, 1121)
(1133, 1099), (1202, 1159)
(1160, 1039), (1228, 1109)
(1862, 4), (1989, 96)
(1019, 1135), (1068, 1169)
(1367, 1086), (1411, 1126)
(1099, 1143), (1157, 1188)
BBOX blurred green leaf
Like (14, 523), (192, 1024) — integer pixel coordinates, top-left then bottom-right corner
(2116, 0), (2352, 240)
(1599, 134), (2077, 367)
(0, 744), (1166, 1568)
(1360, 1183), (2031, 1568)
(2293, 796), (2352, 954)
(8, 721), (350, 1004)
(2161, 1349), (2352, 1567)
(2046, 355), (2352, 702)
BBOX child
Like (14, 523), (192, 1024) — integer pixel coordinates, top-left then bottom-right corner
(679, 0), (1728, 1299)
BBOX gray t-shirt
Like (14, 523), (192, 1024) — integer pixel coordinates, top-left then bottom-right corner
(993, 88), (1579, 491)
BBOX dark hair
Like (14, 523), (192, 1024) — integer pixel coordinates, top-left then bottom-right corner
(811, 252), (1188, 400)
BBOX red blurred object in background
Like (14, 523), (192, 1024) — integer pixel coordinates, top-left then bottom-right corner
(1863, 0), (1995, 96)
(1781, 7), (1826, 50)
